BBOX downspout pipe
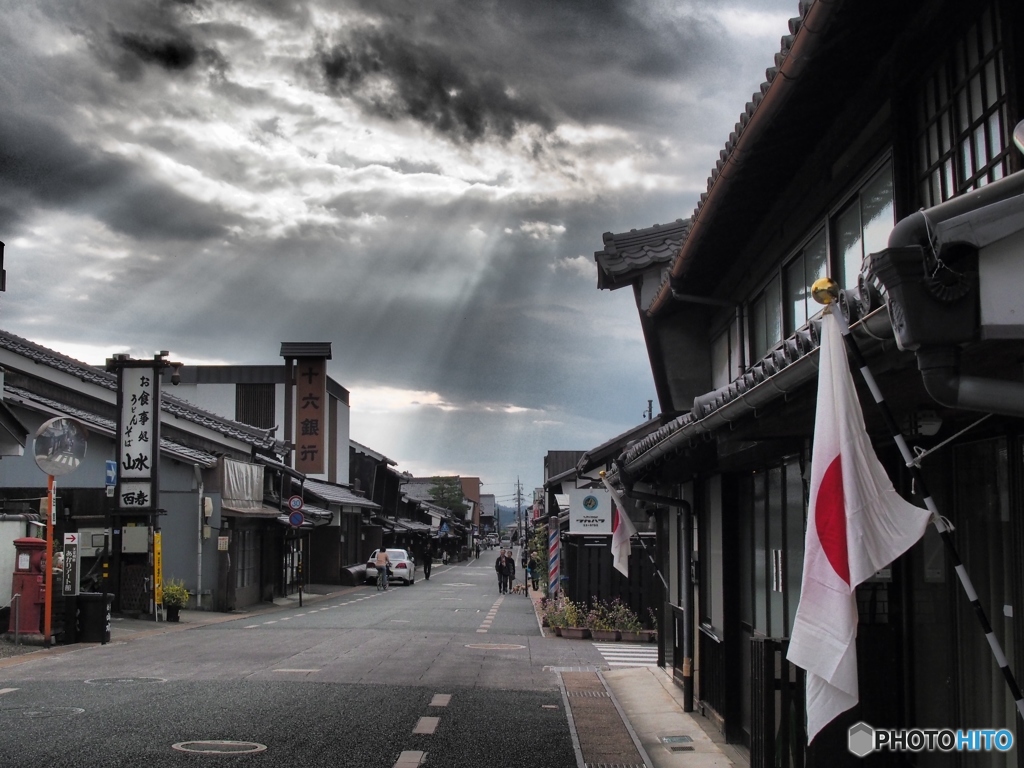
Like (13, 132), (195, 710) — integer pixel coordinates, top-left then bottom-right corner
(917, 348), (1024, 419)
(881, 168), (1024, 419)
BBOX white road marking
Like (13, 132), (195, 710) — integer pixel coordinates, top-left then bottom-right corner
(412, 716), (440, 735)
(0, 688), (19, 696)
(272, 669), (320, 673)
(393, 750), (426, 767)
(429, 694), (451, 707)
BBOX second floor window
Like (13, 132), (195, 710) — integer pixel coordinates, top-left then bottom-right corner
(915, 4), (1009, 207)
(834, 165), (894, 291)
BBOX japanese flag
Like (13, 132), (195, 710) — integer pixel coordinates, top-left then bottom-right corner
(599, 472), (639, 578)
(786, 311), (929, 742)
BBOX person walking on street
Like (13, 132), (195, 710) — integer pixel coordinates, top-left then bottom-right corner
(526, 553), (539, 591)
(507, 551), (517, 593)
(475, 542), (481, 559)
(375, 548), (392, 590)
(423, 542), (433, 580)
(495, 549), (508, 594)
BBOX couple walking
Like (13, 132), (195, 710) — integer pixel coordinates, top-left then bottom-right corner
(494, 548), (516, 594)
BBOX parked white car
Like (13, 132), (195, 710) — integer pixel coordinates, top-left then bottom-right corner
(365, 548), (416, 585)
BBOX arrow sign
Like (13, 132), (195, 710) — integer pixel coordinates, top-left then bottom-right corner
(64, 533), (78, 544)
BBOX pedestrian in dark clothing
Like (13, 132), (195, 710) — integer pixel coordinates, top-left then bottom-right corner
(495, 549), (509, 593)
(423, 543), (433, 580)
(507, 552), (516, 592)
(475, 543), (481, 559)
(526, 554), (539, 591)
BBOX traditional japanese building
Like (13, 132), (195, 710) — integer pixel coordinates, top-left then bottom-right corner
(590, 1), (1024, 765)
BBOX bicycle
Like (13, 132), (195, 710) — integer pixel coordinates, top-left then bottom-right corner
(376, 564), (390, 591)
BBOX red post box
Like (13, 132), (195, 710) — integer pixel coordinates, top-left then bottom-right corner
(11, 537), (47, 634)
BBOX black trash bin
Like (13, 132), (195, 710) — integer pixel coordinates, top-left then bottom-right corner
(77, 592), (112, 643)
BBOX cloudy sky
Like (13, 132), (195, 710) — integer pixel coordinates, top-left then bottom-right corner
(1, 0), (797, 500)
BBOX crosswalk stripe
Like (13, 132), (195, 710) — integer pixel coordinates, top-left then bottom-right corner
(592, 642), (658, 668)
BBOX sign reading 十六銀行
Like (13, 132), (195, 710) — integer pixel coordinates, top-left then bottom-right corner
(294, 357), (326, 474)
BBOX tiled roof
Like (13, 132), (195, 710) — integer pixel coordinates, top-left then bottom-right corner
(0, 328), (285, 454)
(5, 385), (219, 467)
(299, 477), (380, 509)
(595, 219), (690, 290)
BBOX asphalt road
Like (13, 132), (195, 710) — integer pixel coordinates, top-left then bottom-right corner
(0, 556), (604, 768)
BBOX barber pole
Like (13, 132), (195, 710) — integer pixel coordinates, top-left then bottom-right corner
(548, 515), (560, 598)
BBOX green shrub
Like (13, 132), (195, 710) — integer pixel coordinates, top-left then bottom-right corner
(162, 578), (190, 608)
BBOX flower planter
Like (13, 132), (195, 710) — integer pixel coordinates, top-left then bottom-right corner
(590, 629), (620, 641)
(560, 627), (591, 640)
(166, 606), (181, 623)
(618, 630), (656, 643)
(551, 626), (562, 636)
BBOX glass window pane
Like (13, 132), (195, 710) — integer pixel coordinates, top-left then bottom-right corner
(768, 467), (783, 637)
(943, 159), (955, 201)
(960, 138), (973, 182)
(711, 330), (730, 389)
(974, 124), (988, 168)
(751, 295), (766, 361)
(928, 124), (939, 164)
(805, 229), (827, 318)
(753, 473), (767, 635)
(957, 87), (970, 133)
(985, 60), (998, 109)
(765, 275), (782, 351)
(835, 203), (862, 290)
(785, 458), (805, 637)
(861, 166), (895, 259)
(980, 7), (994, 54)
(970, 74), (983, 119)
(988, 111), (1003, 157)
(966, 24), (979, 69)
(784, 256), (805, 336)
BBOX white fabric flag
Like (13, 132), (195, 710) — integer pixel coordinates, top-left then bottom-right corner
(786, 311), (930, 742)
(600, 473), (638, 578)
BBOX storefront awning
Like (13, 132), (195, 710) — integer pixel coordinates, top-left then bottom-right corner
(222, 502), (281, 518)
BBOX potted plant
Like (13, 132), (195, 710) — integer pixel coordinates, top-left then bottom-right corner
(587, 598), (620, 641)
(559, 598), (590, 639)
(543, 598), (566, 636)
(162, 578), (190, 622)
(609, 599), (644, 642)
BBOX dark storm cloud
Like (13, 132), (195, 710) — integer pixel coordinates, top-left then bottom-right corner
(320, 0), (728, 137)
(317, 28), (555, 143)
(0, 109), (235, 241)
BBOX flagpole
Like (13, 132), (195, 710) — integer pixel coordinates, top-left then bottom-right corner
(814, 278), (1024, 723)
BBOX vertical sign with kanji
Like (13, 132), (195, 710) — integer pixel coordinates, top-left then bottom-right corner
(116, 363), (161, 510)
(294, 356), (326, 474)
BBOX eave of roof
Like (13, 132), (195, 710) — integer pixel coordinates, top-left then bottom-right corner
(300, 477), (380, 509)
(6, 385), (219, 468)
(595, 219), (690, 291)
(0, 329), (286, 454)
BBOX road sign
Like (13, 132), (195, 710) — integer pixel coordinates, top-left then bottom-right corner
(62, 533), (80, 597)
(288, 510), (304, 528)
(105, 460), (117, 486)
(287, 495), (303, 512)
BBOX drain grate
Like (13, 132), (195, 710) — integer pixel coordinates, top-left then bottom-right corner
(668, 745), (695, 753)
(660, 735), (693, 744)
(567, 690), (610, 698)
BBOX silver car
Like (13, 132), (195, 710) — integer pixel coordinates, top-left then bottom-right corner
(365, 548), (416, 585)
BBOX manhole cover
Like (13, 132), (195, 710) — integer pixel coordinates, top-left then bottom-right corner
(85, 677), (166, 686)
(172, 740), (268, 755)
(1, 707), (86, 718)
(464, 643), (526, 650)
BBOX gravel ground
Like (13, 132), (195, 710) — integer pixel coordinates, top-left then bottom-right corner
(0, 634), (45, 659)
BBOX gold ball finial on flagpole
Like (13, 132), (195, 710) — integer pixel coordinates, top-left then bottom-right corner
(598, 470), (606, 478)
(811, 277), (839, 305)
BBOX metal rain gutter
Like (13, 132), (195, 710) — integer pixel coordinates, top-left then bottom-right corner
(614, 307), (893, 482)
